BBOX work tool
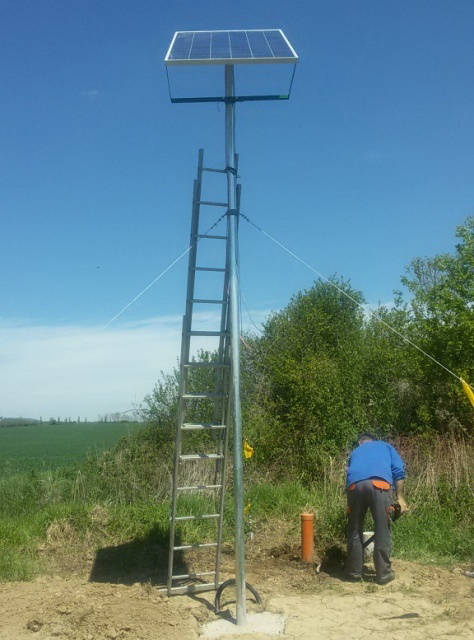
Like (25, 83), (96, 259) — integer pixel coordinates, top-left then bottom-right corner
(362, 503), (402, 549)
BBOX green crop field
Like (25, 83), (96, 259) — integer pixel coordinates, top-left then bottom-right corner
(0, 421), (141, 475)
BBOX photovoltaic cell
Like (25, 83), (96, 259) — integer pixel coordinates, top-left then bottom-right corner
(247, 31), (272, 58)
(229, 31), (251, 59)
(211, 32), (231, 59)
(190, 32), (210, 59)
(264, 30), (293, 58)
(170, 32), (193, 60)
(165, 29), (298, 65)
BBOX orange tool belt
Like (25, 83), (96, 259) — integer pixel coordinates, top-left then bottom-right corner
(348, 479), (391, 491)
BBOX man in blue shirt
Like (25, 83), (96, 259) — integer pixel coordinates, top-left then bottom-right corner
(345, 433), (408, 585)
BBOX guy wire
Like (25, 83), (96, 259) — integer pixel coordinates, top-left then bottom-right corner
(103, 212), (228, 329)
(240, 212), (469, 388)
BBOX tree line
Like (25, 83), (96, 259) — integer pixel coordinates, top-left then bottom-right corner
(142, 217), (473, 479)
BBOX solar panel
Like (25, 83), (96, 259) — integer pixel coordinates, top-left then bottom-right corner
(165, 29), (298, 66)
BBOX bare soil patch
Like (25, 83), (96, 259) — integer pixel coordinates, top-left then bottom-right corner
(0, 523), (472, 639)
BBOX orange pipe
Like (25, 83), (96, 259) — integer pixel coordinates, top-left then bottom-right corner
(301, 512), (314, 563)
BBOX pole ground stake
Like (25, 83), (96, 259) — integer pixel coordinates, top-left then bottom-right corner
(301, 513), (314, 563)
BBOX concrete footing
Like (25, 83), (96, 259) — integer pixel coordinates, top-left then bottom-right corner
(200, 612), (286, 638)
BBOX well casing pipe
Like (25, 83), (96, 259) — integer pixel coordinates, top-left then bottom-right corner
(301, 512), (314, 563)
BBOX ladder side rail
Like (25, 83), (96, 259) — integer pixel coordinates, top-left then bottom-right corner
(211, 164), (233, 495)
(212, 256), (230, 408)
(211, 202), (231, 587)
(184, 150), (204, 322)
(211, 179), (239, 463)
(212, 162), (237, 422)
(236, 181), (241, 253)
(214, 318), (233, 587)
(209, 151), (234, 478)
(167, 315), (191, 594)
(212, 162), (240, 588)
(214, 174), (240, 586)
(215, 178), (237, 369)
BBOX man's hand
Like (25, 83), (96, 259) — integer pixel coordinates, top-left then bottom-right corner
(397, 497), (409, 514)
(394, 479), (409, 514)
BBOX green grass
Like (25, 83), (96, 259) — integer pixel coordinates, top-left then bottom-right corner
(0, 429), (472, 582)
(0, 475), (472, 582)
(393, 481), (474, 564)
(0, 421), (141, 475)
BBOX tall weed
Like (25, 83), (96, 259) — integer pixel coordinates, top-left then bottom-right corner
(0, 433), (471, 582)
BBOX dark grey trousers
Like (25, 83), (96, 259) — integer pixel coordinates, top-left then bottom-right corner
(345, 479), (393, 579)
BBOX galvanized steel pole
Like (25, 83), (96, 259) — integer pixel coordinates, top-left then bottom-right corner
(225, 64), (247, 626)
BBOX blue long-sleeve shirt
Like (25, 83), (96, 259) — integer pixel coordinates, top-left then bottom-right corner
(346, 440), (405, 488)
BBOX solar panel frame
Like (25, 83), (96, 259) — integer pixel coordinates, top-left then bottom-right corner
(164, 29), (298, 66)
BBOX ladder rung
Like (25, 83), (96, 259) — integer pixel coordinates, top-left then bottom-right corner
(194, 266), (226, 272)
(163, 582), (223, 595)
(179, 454), (224, 461)
(174, 514), (220, 521)
(182, 393), (227, 400)
(183, 362), (229, 369)
(192, 298), (225, 304)
(174, 542), (218, 551)
(177, 484), (222, 491)
(171, 571), (216, 580)
(181, 423), (226, 430)
(189, 331), (228, 337)
(197, 200), (228, 207)
(202, 167), (226, 174)
(197, 234), (227, 240)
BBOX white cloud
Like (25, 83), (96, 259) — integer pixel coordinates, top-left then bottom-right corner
(0, 310), (272, 420)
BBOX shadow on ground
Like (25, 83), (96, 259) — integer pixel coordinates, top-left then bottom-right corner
(89, 523), (187, 586)
(319, 544), (346, 580)
(319, 545), (382, 583)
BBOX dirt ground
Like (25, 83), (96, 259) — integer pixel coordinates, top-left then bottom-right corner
(0, 526), (473, 640)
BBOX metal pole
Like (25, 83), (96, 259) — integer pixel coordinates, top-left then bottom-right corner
(225, 64), (247, 626)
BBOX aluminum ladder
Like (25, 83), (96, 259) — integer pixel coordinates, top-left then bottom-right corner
(167, 148), (240, 596)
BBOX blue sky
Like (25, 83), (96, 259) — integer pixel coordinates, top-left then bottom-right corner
(1, 1), (473, 418)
